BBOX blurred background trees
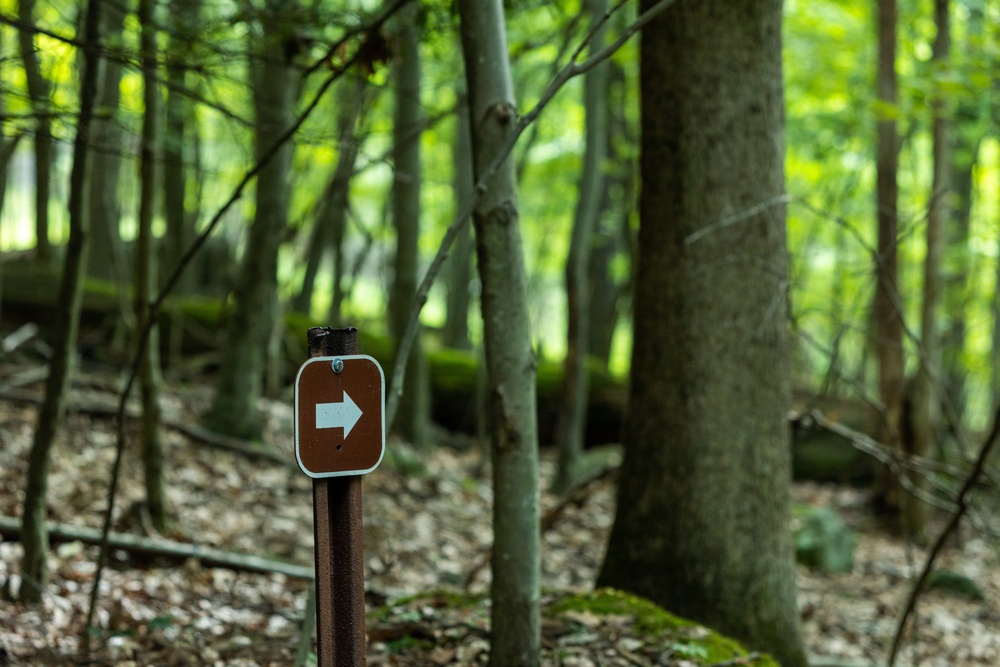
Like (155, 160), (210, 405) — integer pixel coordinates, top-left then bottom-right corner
(1, 0), (1000, 658)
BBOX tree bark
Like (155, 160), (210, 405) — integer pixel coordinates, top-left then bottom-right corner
(136, 0), (166, 533)
(458, 0), (540, 663)
(19, 0), (103, 603)
(553, 0), (610, 495)
(17, 0), (53, 262)
(203, 0), (299, 439)
(597, 2), (807, 665)
(873, 0), (907, 521)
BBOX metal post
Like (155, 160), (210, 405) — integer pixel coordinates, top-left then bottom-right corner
(307, 326), (366, 667)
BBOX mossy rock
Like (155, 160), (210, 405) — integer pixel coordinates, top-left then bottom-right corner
(367, 587), (779, 666)
(547, 589), (779, 665)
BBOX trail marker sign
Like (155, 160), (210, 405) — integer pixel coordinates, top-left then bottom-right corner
(294, 355), (385, 477)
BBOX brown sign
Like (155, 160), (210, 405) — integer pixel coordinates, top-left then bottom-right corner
(294, 355), (385, 477)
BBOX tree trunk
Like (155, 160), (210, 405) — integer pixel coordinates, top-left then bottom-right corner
(18, 0), (53, 262)
(443, 96), (474, 351)
(0, 27), (25, 225)
(596, 2), (807, 665)
(203, 0), (299, 439)
(941, 4), (983, 428)
(295, 76), (368, 316)
(86, 0), (127, 283)
(553, 0), (609, 495)
(903, 0), (951, 544)
(873, 0), (907, 520)
(389, 3), (430, 447)
(162, 0), (200, 294)
(19, 0), (102, 603)
(458, 1), (540, 663)
(136, 0), (166, 533)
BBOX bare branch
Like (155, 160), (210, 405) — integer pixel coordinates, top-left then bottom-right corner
(386, 0), (681, 430)
(887, 402), (1000, 666)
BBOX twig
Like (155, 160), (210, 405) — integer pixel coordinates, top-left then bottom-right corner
(803, 409), (965, 511)
(0, 515), (314, 580)
(465, 462), (617, 589)
(385, 0), (682, 430)
(1, 323), (38, 354)
(886, 402), (1000, 666)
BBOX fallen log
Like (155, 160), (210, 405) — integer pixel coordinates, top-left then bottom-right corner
(0, 514), (314, 580)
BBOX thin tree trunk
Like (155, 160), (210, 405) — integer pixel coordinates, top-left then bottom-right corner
(0, 26), (26, 223)
(295, 76), (368, 315)
(86, 0), (127, 283)
(458, 0), (540, 663)
(993, 84), (1000, 409)
(443, 97), (474, 351)
(162, 0), (199, 294)
(19, 0), (102, 603)
(389, 3), (430, 446)
(873, 0), (907, 520)
(204, 0), (299, 439)
(18, 0), (53, 262)
(906, 0), (950, 543)
(587, 58), (632, 366)
(941, 4), (983, 426)
(136, 0), (166, 533)
(554, 0), (609, 495)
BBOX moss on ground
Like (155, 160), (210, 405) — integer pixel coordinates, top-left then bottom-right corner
(547, 588), (779, 665)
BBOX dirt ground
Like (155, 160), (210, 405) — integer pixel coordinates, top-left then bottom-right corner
(0, 370), (998, 666)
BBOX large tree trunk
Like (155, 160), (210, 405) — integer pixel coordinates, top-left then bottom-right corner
(136, 0), (166, 533)
(19, 0), (102, 603)
(86, 0), (127, 283)
(203, 0), (298, 439)
(597, 2), (807, 665)
(457, 1), (540, 664)
(553, 0), (609, 495)
(17, 0), (53, 262)
(872, 0), (908, 521)
(388, 6), (430, 447)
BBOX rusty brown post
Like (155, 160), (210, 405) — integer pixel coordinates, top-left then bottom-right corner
(307, 326), (366, 667)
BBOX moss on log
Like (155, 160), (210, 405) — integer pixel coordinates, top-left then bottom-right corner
(1, 258), (878, 473)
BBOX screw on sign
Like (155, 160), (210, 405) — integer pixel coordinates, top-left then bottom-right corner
(294, 355), (385, 477)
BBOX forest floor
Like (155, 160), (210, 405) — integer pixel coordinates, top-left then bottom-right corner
(0, 364), (998, 666)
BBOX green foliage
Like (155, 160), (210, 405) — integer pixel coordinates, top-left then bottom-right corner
(927, 568), (986, 600)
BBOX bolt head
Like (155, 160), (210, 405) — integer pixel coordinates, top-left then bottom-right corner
(332, 358), (344, 374)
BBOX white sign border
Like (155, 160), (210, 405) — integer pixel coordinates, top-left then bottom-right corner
(294, 354), (386, 478)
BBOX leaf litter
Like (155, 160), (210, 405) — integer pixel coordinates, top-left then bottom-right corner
(0, 376), (998, 665)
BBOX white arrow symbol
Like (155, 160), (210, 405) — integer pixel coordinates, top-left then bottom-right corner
(316, 391), (363, 439)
